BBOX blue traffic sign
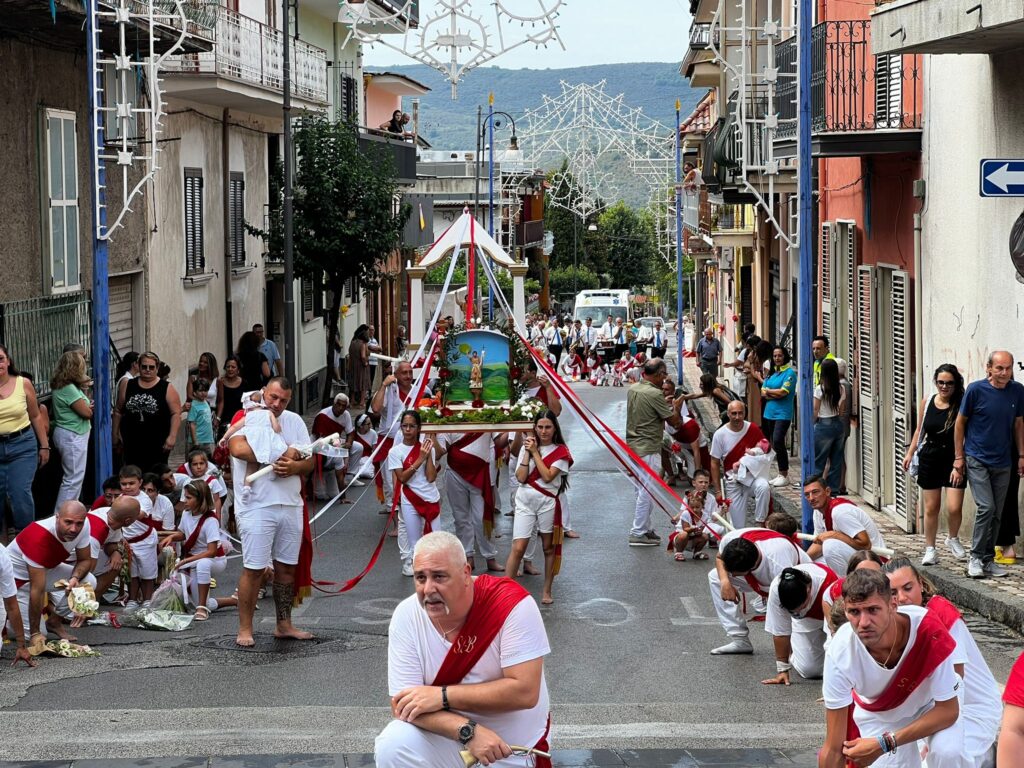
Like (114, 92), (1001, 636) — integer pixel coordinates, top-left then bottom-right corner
(980, 159), (1024, 197)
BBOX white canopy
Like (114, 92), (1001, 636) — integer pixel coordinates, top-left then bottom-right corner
(418, 209), (520, 268)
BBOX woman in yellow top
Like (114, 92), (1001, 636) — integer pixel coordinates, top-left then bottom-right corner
(0, 344), (51, 531)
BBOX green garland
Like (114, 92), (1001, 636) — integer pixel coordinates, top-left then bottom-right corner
(418, 398), (546, 426)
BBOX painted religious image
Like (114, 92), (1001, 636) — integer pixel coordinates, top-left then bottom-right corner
(446, 330), (512, 404)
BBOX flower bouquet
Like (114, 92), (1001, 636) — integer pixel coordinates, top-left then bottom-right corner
(53, 580), (100, 620)
(28, 636), (100, 658)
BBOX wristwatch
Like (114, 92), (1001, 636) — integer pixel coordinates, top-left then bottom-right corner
(457, 719), (477, 745)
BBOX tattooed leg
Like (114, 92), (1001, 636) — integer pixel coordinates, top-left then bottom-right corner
(272, 580), (314, 641)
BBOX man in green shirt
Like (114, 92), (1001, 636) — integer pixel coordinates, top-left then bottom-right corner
(626, 358), (686, 546)
(812, 335), (838, 386)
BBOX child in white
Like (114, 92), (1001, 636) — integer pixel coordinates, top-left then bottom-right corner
(168, 480), (236, 619)
(222, 390), (290, 502)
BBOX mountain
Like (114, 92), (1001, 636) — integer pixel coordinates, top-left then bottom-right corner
(378, 61), (705, 165)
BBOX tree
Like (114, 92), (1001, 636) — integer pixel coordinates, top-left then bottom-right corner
(549, 265), (600, 301)
(254, 116), (408, 396)
(597, 201), (660, 289)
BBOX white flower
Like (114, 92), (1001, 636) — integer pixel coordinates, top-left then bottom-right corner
(458, 413), (465, 419)
(435, 409), (442, 416)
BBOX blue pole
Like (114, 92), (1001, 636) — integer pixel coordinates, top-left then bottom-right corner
(86, 0), (112, 495)
(797, 0), (815, 531)
(488, 101), (495, 321)
(675, 100), (684, 379)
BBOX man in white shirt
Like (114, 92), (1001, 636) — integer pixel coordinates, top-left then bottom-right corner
(819, 569), (963, 768)
(581, 317), (598, 360)
(0, 543), (33, 666)
(710, 401), (771, 527)
(312, 392), (366, 494)
(375, 532), (551, 768)
(761, 562), (838, 687)
(707, 527), (810, 655)
(648, 320), (667, 360)
(803, 476), (887, 575)
(229, 377), (316, 648)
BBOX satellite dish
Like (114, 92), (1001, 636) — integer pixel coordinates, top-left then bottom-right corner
(1011, 209), (1024, 284)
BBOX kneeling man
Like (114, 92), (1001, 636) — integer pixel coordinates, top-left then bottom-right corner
(819, 569), (963, 767)
(376, 531), (551, 767)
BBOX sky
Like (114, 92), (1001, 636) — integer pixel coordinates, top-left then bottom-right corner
(361, 0), (693, 70)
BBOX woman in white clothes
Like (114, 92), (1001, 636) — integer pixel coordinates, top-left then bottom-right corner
(386, 410), (440, 577)
(504, 410), (572, 605)
(884, 557), (1000, 768)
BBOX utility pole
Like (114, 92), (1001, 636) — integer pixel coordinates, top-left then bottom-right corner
(797, 0), (815, 531)
(282, 0), (297, 403)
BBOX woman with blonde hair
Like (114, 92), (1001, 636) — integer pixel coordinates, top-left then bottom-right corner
(50, 350), (93, 510)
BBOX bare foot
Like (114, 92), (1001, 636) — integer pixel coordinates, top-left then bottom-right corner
(564, 530), (580, 539)
(522, 562), (541, 576)
(47, 620), (76, 642)
(235, 632), (256, 647)
(486, 559), (504, 572)
(541, 594), (554, 605)
(275, 625), (315, 641)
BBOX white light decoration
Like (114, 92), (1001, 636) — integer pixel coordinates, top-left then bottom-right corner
(88, 0), (193, 240)
(340, 0), (565, 98)
(511, 80), (675, 255)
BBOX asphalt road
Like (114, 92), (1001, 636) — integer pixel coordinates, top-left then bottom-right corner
(0, 380), (1020, 761)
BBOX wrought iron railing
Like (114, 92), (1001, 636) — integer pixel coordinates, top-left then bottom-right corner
(689, 22), (711, 50)
(0, 293), (91, 398)
(712, 204), (752, 232)
(163, 6), (329, 104)
(775, 20), (922, 139)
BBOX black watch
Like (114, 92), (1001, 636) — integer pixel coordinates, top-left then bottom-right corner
(457, 719), (477, 745)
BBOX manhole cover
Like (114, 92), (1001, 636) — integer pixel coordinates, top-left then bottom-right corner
(200, 633), (341, 654)
(172, 629), (385, 665)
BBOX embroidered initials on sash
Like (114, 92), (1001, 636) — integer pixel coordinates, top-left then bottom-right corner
(455, 635), (478, 654)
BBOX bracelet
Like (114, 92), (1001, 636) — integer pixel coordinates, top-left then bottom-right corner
(441, 685), (450, 711)
(776, 660), (792, 673)
(39, 446), (50, 451)
(885, 732), (897, 754)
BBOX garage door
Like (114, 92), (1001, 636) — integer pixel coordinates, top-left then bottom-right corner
(109, 276), (136, 358)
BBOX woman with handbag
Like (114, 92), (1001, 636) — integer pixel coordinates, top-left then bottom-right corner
(902, 364), (967, 567)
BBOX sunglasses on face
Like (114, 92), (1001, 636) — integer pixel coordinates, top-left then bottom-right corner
(140, 364), (157, 371)
(936, 380), (955, 387)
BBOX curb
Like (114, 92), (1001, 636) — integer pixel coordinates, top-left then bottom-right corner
(769, 490), (1024, 636)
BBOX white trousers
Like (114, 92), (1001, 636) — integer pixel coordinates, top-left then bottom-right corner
(708, 567), (758, 639)
(818, 539), (857, 576)
(53, 427), (90, 513)
(8, 564), (98, 638)
(724, 475), (771, 527)
(178, 556), (227, 609)
(447, 471), (496, 559)
(631, 454), (662, 536)
(399, 500), (426, 566)
(853, 701), (966, 768)
(375, 719), (532, 768)
(129, 531), (158, 579)
(788, 621), (827, 679)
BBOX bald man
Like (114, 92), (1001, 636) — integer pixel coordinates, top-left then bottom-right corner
(76, 495), (141, 602)
(710, 401), (770, 528)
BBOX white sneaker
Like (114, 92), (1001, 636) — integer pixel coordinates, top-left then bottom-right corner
(125, 600), (140, 611)
(967, 557), (985, 578)
(984, 561), (1009, 578)
(751, 595), (767, 615)
(769, 476), (789, 487)
(710, 637), (754, 655)
(401, 562), (414, 577)
(946, 536), (968, 561)
(921, 547), (938, 566)
(349, 479), (366, 487)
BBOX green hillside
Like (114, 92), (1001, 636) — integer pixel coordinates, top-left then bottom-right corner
(379, 62), (705, 208)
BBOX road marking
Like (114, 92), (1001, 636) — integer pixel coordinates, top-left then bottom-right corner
(670, 596), (721, 626)
(571, 598), (636, 627)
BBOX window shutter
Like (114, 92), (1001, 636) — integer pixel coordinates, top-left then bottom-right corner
(874, 54), (902, 129)
(834, 219), (856, 368)
(301, 276), (314, 322)
(184, 168), (205, 275)
(857, 265), (879, 506)
(890, 269), (914, 529)
(229, 172), (245, 266)
(819, 222), (834, 341)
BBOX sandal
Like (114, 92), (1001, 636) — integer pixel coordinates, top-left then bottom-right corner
(194, 606), (210, 621)
(692, 551), (709, 560)
(674, 552), (686, 561)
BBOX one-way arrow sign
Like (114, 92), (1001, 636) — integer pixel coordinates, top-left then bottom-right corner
(980, 159), (1024, 197)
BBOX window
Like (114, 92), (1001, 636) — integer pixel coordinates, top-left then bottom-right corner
(102, 63), (141, 144)
(43, 109), (80, 292)
(229, 172), (246, 267)
(184, 168), (205, 275)
(301, 273), (324, 323)
(339, 73), (358, 123)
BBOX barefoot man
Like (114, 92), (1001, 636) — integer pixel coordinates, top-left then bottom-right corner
(228, 377), (316, 647)
(375, 531), (552, 767)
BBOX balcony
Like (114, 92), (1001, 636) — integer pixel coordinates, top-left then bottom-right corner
(872, 0), (1024, 56)
(711, 204), (755, 248)
(515, 219), (545, 248)
(682, 187), (711, 236)
(774, 20), (922, 158)
(682, 21), (720, 88)
(334, 0), (419, 30)
(162, 7), (328, 117)
(357, 127), (417, 185)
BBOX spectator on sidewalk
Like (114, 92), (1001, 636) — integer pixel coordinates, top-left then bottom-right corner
(114, 351), (182, 475)
(953, 350), (1024, 579)
(367, 325), (383, 391)
(761, 345), (797, 488)
(811, 335), (842, 386)
(50, 350), (93, 512)
(253, 323), (283, 378)
(236, 332), (271, 391)
(813, 358), (848, 494)
(0, 344), (50, 531)
(696, 327), (722, 379)
(903, 364), (967, 567)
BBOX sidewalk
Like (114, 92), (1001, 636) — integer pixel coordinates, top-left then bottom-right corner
(679, 362), (1024, 636)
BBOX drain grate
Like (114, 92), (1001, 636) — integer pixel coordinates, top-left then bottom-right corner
(200, 633), (345, 654)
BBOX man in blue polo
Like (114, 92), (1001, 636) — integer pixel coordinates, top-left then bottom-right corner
(253, 323), (283, 377)
(953, 350), (1024, 579)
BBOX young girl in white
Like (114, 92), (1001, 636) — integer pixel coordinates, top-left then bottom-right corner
(504, 410), (572, 605)
(386, 410), (439, 577)
(353, 414), (378, 479)
(166, 480), (237, 620)
(177, 448), (229, 518)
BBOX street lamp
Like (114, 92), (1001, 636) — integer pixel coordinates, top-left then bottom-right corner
(475, 96), (518, 319)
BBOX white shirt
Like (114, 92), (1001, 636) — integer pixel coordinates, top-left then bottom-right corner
(824, 606), (960, 729)
(710, 422), (754, 477)
(813, 500), (887, 550)
(635, 325), (653, 343)
(518, 443), (569, 495)
(676, 492), (717, 532)
(814, 385), (844, 418)
(765, 562), (833, 637)
(598, 321), (615, 341)
(0, 546), (17, 599)
(232, 409), (311, 513)
(119, 492), (156, 542)
(150, 494), (176, 532)
(316, 406), (355, 436)
(387, 590), (551, 750)
(377, 383), (415, 439)
(387, 441), (440, 503)
(582, 325), (596, 346)
(8, 516), (92, 581)
(948, 617), (1002, 742)
(719, 528), (811, 591)
(178, 470), (228, 500)
(177, 511), (222, 554)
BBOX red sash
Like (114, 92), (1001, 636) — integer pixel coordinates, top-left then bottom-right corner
(312, 412), (344, 439)
(90, 495), (107, 511)
(125, 516), (160, 544)
(738, 529), (801, 597)
(671, 417), (701, 445)
(181, 512), (224, 558)
(802, 564), (839, 621)
(16, 522), (72, 570)
(821, 497), (851, 531)
(722, 423), (766, 471)
(353, 431), (375, 455)
(828, 577), (845, 604)
(88, 512), (111, 547)
(525, 445), (573, 575)
(398, 444), (439, 533)
(1004, 651), (1024, 708)
(431, 574), (530, 686)
(448, 433), (496, 536)
(374, 435), (395, 503)
(925, 595), (962, 631)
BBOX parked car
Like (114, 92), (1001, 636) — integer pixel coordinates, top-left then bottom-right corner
(636, 316), (674, 331)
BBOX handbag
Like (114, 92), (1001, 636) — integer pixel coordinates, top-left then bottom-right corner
(908, 434), (926, 478)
